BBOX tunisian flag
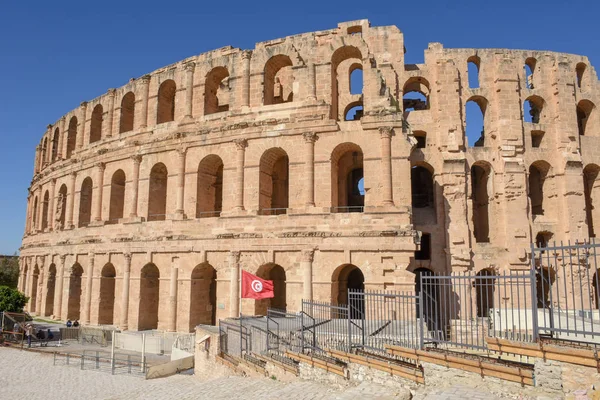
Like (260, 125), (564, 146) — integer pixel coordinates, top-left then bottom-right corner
(241, 270), (274, 300)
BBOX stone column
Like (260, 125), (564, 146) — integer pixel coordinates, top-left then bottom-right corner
(45, 125), (52, 166)
(106, 88), (116, 137)
(36, 260), (44, 314)
(168, 257), (179, 332)
(175, 149), (186, 217)
(25, 258), (33, 303)
(24, 195), (31, 235)
(233, 139), (247, 211)
(48, 179), (56, 231)
(66, 172), (76, 229)
(301, 249), (314, 301)
(379, 127), (394, 206)
(139, 75), (151, 129)
(241, 51), (252, 108)
(128, 155), (142, 218)
(229, 251), (241, 317)
(83, 254), (95, 325)
(303, 132), (318, 207)
(58, 116), (66, 160)
(77, 102), (87, 150)
(37, 187), (44, 232)
(34, 145), (41, 174)
(92, 163), (105, 223)
(120, 253), (131, 330)
(184, 62), (195, 118)
(53, 255), (66, 320)
(307, 63), (317, 101)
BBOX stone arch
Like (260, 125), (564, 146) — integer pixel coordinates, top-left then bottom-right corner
(524, 57), (537, 89)
(331, 45), (363, 120)
(98, 263), (116, 325)
(148, 163), (168, 221)
(259, 148), (289, 214)
(66, 116), (77, 159)
(264, 55), (294, 105)
(51, 128), (60, 162)
(31, 265), (40, 313)
(42, 137), (48, 166)
(584, 164), (600, 238)
(471, 161), (492, 243)
(119, 92), (135, 133)
(465, 95), (488, 147)
(254, 263), (286, 315)
(343, 101), (363, 121)
(67, 263), (83, 320)
(467, 55), (480, 88)
(45, 264), (57, 317)
(475, 268), (495, 317)
(403, 77), (431, 112)
(196, 155), (223, 218)
(57, 184), (68, 230)
(524, 95), (546, 124)
(577, 99), (596, 136)
(41, 190), (50, 231)
(109, 169), (126, 223)
(204, 67), (230, 115)
(78, 177), (93, 227)
(157, 79), (176, 124)
(576, 62), (587, 89)
(138, 263), (160, 330)
(528, 160), (551, 216)
(189, 263), (217, 329)
(90, 104), (103, 144)
(331, 142), (364, 212)
(331, 264), (364, 309)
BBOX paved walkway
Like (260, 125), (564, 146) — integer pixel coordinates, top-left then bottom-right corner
(0, 347), (503, 399)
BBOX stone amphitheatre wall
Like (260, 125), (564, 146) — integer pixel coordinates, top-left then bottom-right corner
(17, 20), (600, 332)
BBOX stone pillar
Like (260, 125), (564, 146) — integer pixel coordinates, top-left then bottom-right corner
(93, 163), (105, 223)
(58, 116), (66, 160)
(301, 249), (314, 301)
(37, 187), (44, 232)
(184, 62), (195, 118)
(106, 88), (116, 137)
(307, 63), (317, 101)
(120, 253), (131, 330)
(139, 75), (151, 129)
(379, 126), (394, 206)
(83, 254), (95, 325)
(77, 102), (87, 150)
(241, 51), (252, 108)
(233, 139), (247, 211)
(44, 125), (52, 166)
(53, 255), (66, 320)
(25, 258), (33, 304)
(34, 145), (41, 174)
(48, 179), (56, 231)
(24, 195), (31, 235)
(66, 172), (76, 229)
(302, 132), (318, 207)
(36, 260), (44, 314)
(175, 149), (186, 217)
(229, 251), (241, 317)
(168, 257), (179, 332)
(128, 155), (142, 218)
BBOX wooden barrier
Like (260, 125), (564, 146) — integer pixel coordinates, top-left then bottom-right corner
(285, 351), (347, 377)
(385, 344), (534, 387)
(253, 353), (300, 376)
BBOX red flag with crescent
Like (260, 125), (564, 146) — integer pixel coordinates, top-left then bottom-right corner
(241, 270), (275, 299)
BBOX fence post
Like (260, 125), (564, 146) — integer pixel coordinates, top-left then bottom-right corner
(300, 311), (305, 353)
(239, 314), (243, 357)
(141, 333), (146, 373)
(96, 351), (99, 369)
(80, 354), (84, 370)
(419, 282), (425, 350)
(530, 243), (539, 342)
(347, 303), (352, 352)
(53, 351), (56, 366)
(111, 331), (115, 374)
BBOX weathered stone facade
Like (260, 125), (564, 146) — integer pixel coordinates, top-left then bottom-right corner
(18, 20), (600, 332)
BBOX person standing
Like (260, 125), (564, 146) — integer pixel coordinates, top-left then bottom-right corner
(25, 324), (33, 348)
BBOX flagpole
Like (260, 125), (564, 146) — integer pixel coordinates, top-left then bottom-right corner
(238, 266), (242, 318)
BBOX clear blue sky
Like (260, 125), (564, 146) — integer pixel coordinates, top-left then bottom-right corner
(0, 0), (598, 255)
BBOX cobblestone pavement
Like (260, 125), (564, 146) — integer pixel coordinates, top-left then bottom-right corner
(0, 347), (501, 399)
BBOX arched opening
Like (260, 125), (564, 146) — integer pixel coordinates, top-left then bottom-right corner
(411, 165), (434, 209)
(148, 163), (168, 221)
(466, 96), (487, 147)
(189, 263), (217, 329)
(41, 190), (49, 231)
(577, 100), (595, 136)
(524, 58), (536, 89)
(264, 55), (294, 105)
(475, 269), (495, 318)
(32, 197), (38, 230)
(471, 163), (491, 243)
(254, 264), (286, 315)
(576, 63), (587, 89)
(51, 128), (60, 162)
(67, 264), (83, 320)
(108, 170), (126, 224)
(403, 77), (430, 112)
(98, 263), (116, 325)
(344, 102), (363, 121)
(413, 131), (427, 149)
(204, 67), (230, 115)
(593, 271), (600, 309)
(56, 184), (68, 230)
(414, 268), (435, 328)
(259, 148), (289, 215)
(119, 92), (135, 133)
(78, 177), (93, 227)
(138, 263), (160, 330)
(42, 138), (48, 166)
(30, 266), (40, 313)
(90, 104), (103, 144)
(529, 161), (551, 216)
(44, 264), (56, 316)
(66, 117), (77, 159)
(467, 56), (480, 88)
(524, 95), (545, 124)
(535, 231), (553, 249)
(584, 164), (600, 238)
(331, 143), (364, 212)
(536, 266), (556, 308)
(349, 65), (363, 95)
(196, 155), (223, 218)
(331, 45), (362, 120)
(331, 264), (365, 318)
(157, 80), (176, 124)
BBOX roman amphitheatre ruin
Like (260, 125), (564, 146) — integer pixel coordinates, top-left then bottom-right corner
(17, 19), (599, 332)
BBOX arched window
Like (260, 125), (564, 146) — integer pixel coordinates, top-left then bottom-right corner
(109, 170), (126, 224)
(403, 77), (430, 112)
(196, 155), (223, 218)
(331, 264), (365, 316)
(157, 80), (176, 124)
(148, 163), (168, 221)
(51, 128), (60, 162)
(465, 96), (487, 147)
(577, 100), (596, 136)
(344, 102), (363, 121)
(331, 143), (364, 212)
(204, 67), (230, 115)
(255, 264), (287, 315)
(264, 55), (294, 105)
(584, 164), (600, 238)
(411, 165), (434, 209)
(529, 161), (551, 216)
(524, 95), (545, 124)
(471, 163), (492, 243)
(32, 196), (38, 230)
(41, 191), (50, 231)
(467, 56), (480, 88)
(98, 263), (116, 325)
(139, 263), (160, 330)
(41, 138), (48, 166)
(576, 63), (587, 89)
(524, 58), (536, 89)
(475, 269), (495, 317)
(67, 264), (83, 320)
(259, 148), (289, 215)
(45, 264), (56, 316)
(66, 117), (77, 159)
(331, 46), (362, 120)
(190, 263), (217, 328)
(56, 184), (68, 230)
(119, 92), (135, 133)
(78, 177), (93, 227)
(349, 64), (363, 95)
(90, 104), (103, 144)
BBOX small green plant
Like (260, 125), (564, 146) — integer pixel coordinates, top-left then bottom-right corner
(270, 375), (277, 380)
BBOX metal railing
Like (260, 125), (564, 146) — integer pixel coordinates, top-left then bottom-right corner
(331, 206), (364, 213)
(53, 350), (146, 377)
(196, 211), (222, 218)
(257, 208), (288, 216)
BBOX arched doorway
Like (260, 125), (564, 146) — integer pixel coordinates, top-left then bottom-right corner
(475, 269), (495, 318)
(331, 143), (364, 212)
(259, 148), (289, 215)
(189, 263), (217, 330)
(30, 266), (40, 313)
(44, 264), (57, 316)
(139, 264), (160, 330)
(536, 266), (556, 309)
(332, 264), (364, 318)
(196, 155), (224, 218)
(414, 268), (436, 329)
(79, 177), (93, 227)
(254, 264), (286, 315)
(67, 264), (83, 320)
(98, 263), (116, 325)
(109, 170), (126, 224)
(148, 163), (168, 221)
